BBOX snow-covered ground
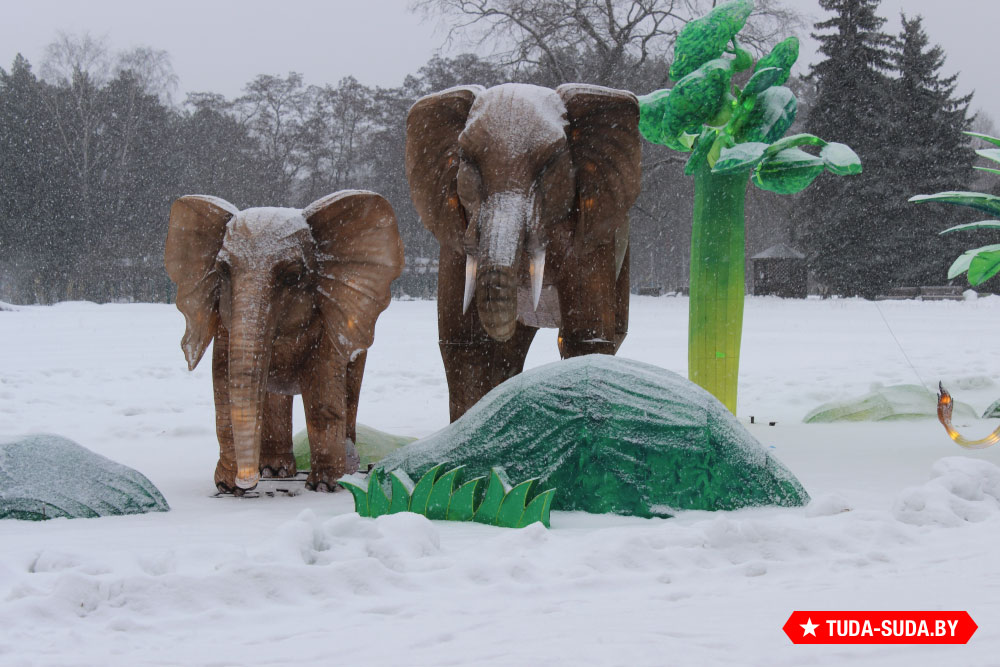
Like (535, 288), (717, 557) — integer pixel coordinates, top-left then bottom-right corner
(3, 295), (1000, 666)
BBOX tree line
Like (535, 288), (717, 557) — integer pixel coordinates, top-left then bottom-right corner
(800, 0), (991, 297)
(0, 0), (987, 304)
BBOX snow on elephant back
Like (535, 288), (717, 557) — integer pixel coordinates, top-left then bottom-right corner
(0, 434), (169, 520)
(377, 355), (809, 518)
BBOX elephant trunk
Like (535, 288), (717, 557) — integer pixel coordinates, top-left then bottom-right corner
(474, 191), (536, 342)
(228, 277), (277, 489)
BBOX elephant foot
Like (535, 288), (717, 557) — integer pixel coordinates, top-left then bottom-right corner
(214, 460), (259, 494)
(215, 480), (256, 495)
(305, 469), (344, 493)
(305, 480), (334, 492)
(260, 454), (297, 479)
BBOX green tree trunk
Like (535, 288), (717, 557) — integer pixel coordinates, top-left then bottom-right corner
(688, 163), (749, 414)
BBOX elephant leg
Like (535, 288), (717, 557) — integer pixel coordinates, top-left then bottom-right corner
(259, 393), (295, 478)
(440, 323), (537, 422)
(211, 326), (238, 493)
(345, 350), (367, 446)
(556, 241), (617, 359)
(613, 244), (630, 353)
(300, 338), (353, 492)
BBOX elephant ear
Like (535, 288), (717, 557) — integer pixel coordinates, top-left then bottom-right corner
(405, 85), (483, 253)
(557, 84), (642, 248)
(303, 191), (404, 360)
(164, 195), (237, 370)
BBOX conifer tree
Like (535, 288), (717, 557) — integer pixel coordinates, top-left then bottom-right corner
(890, 14), (974, 286)
(798, 0), (895, 297)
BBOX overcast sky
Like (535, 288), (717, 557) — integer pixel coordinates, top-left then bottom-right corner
(0, 0), (996, 120)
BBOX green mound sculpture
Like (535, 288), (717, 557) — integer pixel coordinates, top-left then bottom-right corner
(0, 434), (169, 521)
(804, 384), (978, 423)
(293, 423), (416, 471)
(377, 355), (809, 518)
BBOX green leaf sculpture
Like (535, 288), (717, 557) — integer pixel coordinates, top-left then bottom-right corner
(910, 133), (1000, 285)
(338, 465), (555, 529)
(670, 0), (753, 80)
(636, 0), (861, 413)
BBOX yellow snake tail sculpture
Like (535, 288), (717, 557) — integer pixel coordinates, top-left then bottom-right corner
(937, 383), (1000, 449)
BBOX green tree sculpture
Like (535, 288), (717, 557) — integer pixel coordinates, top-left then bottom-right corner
(910, 132), (1000, 286)
(637, 0), (861, 413)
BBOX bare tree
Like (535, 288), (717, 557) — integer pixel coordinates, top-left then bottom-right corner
(412, 0), (802, 87)
(305, 77), (375, 195)
(235, 73), (313, 203)
(971, 110), (998, 137)
(38, 35), (180, 225)
(115, 46), (178, 103)
(39, 31), (111, 87)
(37, 33), (114, 258)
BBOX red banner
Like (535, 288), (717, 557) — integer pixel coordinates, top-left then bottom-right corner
(783, 611), (977, 644)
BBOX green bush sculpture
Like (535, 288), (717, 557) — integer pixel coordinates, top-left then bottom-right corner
(637, 0), (861, 413)
(804, 384), (978, 423)
(293, 423), (415, 471)
(910, 132), (1000, 285)
(339, 466), (555, 528)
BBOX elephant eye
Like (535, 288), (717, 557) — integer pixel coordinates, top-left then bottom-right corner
(215, 262), (230, 279)
(279, 267), (304, 287)
(457, 159), (482, 203)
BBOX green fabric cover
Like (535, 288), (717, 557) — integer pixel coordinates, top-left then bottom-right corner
(982, 399), (1000, 419)
(804, 384), (978, 423)
(0, 434), (169, 521)
(378, 355), (809, 518)
(293, 423), (416, 471)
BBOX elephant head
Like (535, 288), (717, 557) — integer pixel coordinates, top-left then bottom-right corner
(165, 191), (403, 489)
(405, 83), (640, 341)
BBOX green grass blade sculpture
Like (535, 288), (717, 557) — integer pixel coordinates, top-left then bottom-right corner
(637, 0), (861, 413)
(339, 466), (555, 529)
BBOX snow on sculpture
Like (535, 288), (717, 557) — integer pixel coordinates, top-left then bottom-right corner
(164, 191), (403, 494)
(636, 0), (862, 414)
(0, 434), (169, 520)
(405, 83), (641, 422)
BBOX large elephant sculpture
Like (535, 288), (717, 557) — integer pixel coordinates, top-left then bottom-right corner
(406, 83), (642, 421)
(165, 191), (404, 493)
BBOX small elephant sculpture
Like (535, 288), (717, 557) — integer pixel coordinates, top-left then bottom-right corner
(406, 83), (642, 421)
(165, 191), (404, 493)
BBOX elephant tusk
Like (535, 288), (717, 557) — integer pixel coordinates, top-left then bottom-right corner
(463, 254), (477, 314)
(529, 249), (545, 310)
(937, 382), (1000, 449)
